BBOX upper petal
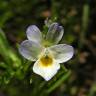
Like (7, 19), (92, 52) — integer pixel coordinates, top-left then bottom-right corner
(26, 25), (42, 43)
(46, 23), (64, 45)
(49, 44), (74, 63)
(33, 59), (60, 81)
(19, 40), (43, 61)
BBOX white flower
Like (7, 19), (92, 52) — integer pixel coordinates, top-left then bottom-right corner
(19, 23), (74, 81)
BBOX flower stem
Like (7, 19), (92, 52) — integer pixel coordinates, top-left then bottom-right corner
(46, 70), (71, 93)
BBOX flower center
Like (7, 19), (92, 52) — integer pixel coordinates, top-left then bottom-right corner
(42, 40), (52, 47)
(40, 55), (53, 67)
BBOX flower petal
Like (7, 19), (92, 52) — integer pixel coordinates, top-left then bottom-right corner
(33, 59), (60, 81)
(49, 44), (74, 63)
(46, 23), (64, 45)
(19, 40), (43, 61)
(26, 25), (42, 43)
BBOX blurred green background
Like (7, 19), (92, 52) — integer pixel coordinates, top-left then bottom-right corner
(0, 0), (96, 96)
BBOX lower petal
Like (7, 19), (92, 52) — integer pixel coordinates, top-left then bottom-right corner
(33, 59), (60, 81)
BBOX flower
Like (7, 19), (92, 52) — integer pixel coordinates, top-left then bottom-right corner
(19, 23), (74, 81)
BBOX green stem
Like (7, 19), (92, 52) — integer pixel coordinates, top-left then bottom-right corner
(46, 70), (71, 93)
(79, 4), (90, 49)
